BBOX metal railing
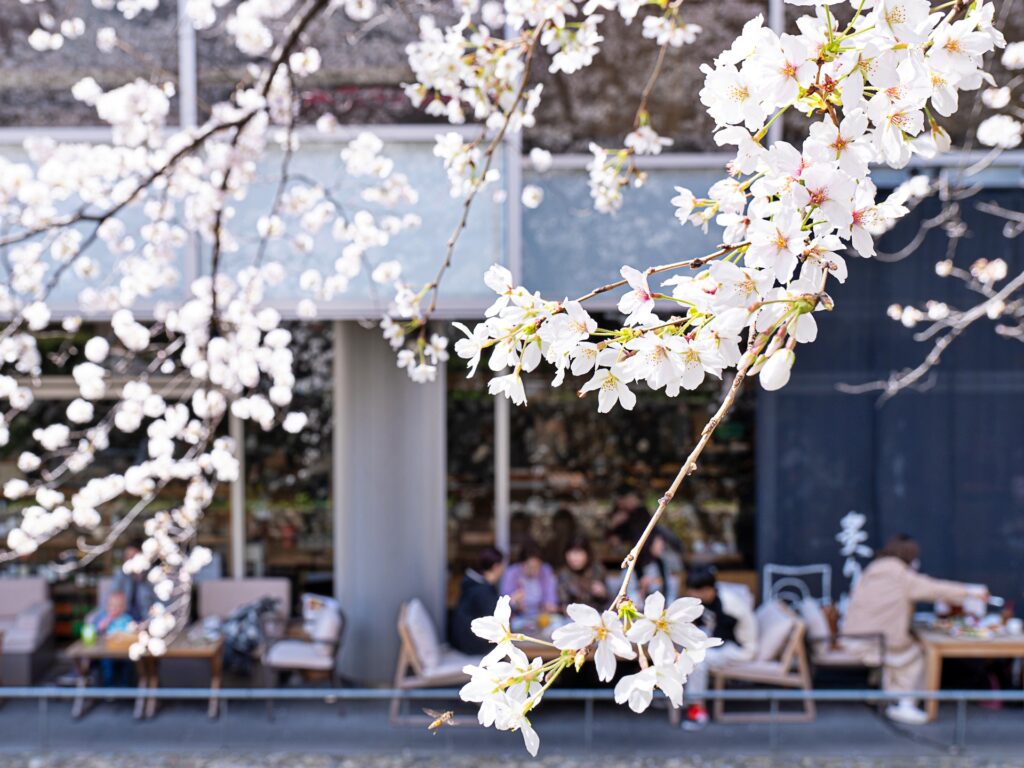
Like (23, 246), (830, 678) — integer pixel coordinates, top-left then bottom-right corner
(2, 686), (1023, 754)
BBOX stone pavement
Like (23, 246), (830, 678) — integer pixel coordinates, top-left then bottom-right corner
(0, 699), (1021, 765)
(2, 756), (1024, 768)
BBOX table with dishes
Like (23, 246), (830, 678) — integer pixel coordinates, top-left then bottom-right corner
(915, 614), (1024, 722)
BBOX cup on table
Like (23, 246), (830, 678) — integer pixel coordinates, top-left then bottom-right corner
(1006, 618), (1023, 636)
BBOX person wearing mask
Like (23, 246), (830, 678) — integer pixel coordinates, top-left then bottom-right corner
(500, 539), (558, 621)
(844, 533), (989, 726)
(451, 546), (506, 655)
(112, 541), (158, 622)
(557, 536), (608, 610)
(679, 566), (758, 730)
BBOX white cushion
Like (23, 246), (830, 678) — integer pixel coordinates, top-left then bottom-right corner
(265, 639), (334, 671)
(309, 608), (341, 643)
(404, 599), (441, 670)
(719, 581), (755, 612)
(799, 598), (830, 640)
(430, 649), (475, 677)
(755, 600), (795, 662)
(726, 660), (787, 675)
(815, 646), (874, 666)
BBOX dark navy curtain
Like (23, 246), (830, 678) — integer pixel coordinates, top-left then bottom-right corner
(758, 188), (1024, 609)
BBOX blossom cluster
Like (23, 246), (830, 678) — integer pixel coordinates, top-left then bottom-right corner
(461, 592), (720, 755)
(868, 31), (1024, 372)
(975, 40), (1024, 148)
(447, 0), (1005, 413)
(391, 0), (705, 375)
(1, 0), (416, 649)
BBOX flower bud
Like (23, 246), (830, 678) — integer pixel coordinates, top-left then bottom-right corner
(759, 348), (795, 391)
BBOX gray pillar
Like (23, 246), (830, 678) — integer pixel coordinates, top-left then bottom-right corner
(332, 321), (447, 684)
(229, 413), (245, 579)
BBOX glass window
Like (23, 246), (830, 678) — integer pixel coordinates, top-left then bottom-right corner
(0, 146), (191, 312)
(244, 322), (333, 610)
(507, 360), (756, 575)
(0, 395), (230, 642)
(446, 350), (496, 595)
(521, 168), (725, 303)
(217, 138), (508, 314)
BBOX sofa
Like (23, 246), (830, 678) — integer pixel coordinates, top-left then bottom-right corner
(197, 578), (291, 620)
(0, 577), (54, 685)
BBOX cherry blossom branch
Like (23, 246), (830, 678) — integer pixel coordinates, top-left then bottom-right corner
(634, 38), (671, 130)
(573, 243), (746, 304)
(0, 113), (253, 251)
(424, 20), (549, 319)
(838, 268), (1024, 402)
(609, 354), (758, 608)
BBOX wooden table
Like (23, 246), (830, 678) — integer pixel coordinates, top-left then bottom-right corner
(916, 628), (1024, 722)
(66, 634), (224, 720)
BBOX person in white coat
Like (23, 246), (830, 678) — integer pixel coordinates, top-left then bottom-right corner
(681, 566), (758, 729)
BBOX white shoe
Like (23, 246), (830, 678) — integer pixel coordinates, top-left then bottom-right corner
(886, 703), (929, 726)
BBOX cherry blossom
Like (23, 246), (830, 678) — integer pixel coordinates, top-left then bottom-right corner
(551, 603), (636, 681)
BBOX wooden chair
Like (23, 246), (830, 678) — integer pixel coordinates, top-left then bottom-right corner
(711, 602), (816, 723)
(800, 599), (885, 681)
(390, 598), (473, 724)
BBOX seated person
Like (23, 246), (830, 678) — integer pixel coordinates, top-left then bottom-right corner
(844, 533), (988, 726)
(112, 541), (158, 622)
(557, 536), (608, 610)
(543, 508), (578, 564)
(631, 528), (683, 605)
(500, 539), (558, 621)
(607, 487), (648, 552)
(94, 589), (135, 636)
(450, 546), (505, 655)
(680, 566), (758, 730)
(90, 590), (136, 687)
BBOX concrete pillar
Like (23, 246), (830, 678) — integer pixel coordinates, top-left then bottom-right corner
(332, 321), (447, 684)
(229, 413), (245, 579)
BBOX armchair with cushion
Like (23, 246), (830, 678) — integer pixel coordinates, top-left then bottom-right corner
(261, 602), (346, 718)
(798, 597), (884, 680)
(711, 599), (815, 723)
(0, 577), (55, 685)
(390, 598), (473, 723)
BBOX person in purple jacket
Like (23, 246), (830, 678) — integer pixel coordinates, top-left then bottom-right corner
(500, 539), (558, 620)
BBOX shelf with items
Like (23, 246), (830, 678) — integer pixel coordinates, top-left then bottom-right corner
(446, 354), (497, 573)
(505, 373), (757, 570)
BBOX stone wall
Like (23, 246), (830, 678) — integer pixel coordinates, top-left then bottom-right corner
(0, 0), (765, 152)
(3, 2), (1021, 148)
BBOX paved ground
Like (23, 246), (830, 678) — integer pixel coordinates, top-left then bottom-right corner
(3, 757), (1024, 768)
(0, 698), (1022, 765)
